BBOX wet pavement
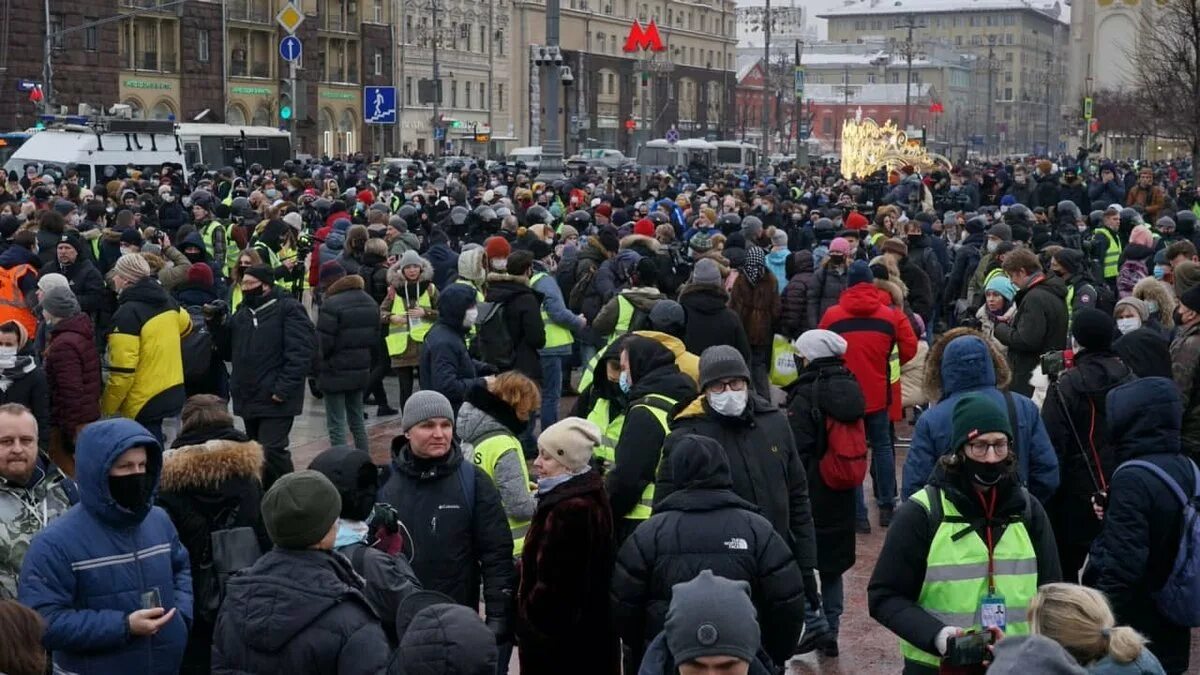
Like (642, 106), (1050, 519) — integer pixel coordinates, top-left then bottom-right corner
(281, 382), (1199, 674)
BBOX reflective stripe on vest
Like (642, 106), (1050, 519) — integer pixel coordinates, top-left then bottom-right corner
(230, 284), (243, 313)
(577, 348), (605, 394)
(898, 486), (1037, 668)
(889, 343), (900, 384)
(471, 431), (531, 557)
(624, 393), (678, 521)
(613, 295), (635, 336)
(531, 272), (574, 349)
(1098, 228), (1121, 279)
(585, 398), (624, 469)
(385, 290), (434, 356)
(225, 223), (240, 273)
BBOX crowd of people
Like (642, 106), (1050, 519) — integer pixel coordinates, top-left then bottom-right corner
(0, 153), (1198, 675)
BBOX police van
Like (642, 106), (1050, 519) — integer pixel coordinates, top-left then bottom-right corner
(4, 116), (291, 186)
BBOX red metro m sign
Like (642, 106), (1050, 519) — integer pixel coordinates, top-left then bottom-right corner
(624, 19), (666, 53)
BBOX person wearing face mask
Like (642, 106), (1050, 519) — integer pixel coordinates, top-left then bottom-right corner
(1040, 309), (1133, 582)
(18, 418), (194, 675)
(418, 282), (496, 413)
(0, 320), (49, 454)
(156, 184), (187, 236)
(944, 215), (988, 320)
(969, 222), (1013, 304)
(224, 264), (316, 489)
(385, 249), (440, 413)
(869, 394), (1062, 674)
(1051, 249), (1102, 330)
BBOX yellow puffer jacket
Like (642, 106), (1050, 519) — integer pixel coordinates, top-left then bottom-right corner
(102, 278), (192, 420)
(632, 330), (700, 386)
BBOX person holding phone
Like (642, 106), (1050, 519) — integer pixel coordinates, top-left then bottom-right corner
(868, 393), (1062, 674)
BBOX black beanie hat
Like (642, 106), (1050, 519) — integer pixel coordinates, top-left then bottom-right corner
(1071, 307), (1116, 352)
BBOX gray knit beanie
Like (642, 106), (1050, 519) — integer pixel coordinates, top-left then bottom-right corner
(401, 390), (455, 431)
(41, 286), (81, 320)
(665, 571), (760, 669)
(691, 258), (722, 287)
(698, 345), (752, 391)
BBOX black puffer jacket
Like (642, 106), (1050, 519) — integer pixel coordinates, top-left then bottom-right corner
(316, 275), (380, 393)
(992, 274), (1069, 397)
(211, 549), (390, 675)
(1084, 377), (1195, 675)
(807, 263), (850, 328)
(677, 283), (752, 364)
(778, 251), (815, 339)
(785, 356), (864, 578)
(611, 435), (805, 666)
(386, 603), (497, 675)
(484, 273), (546, 380)
(223, 289), (316, 419)
(898, 257), (934, 324)
(357, 252), (391, 306)
(605, 338), (697, 522)
(662, 392), (818, 572)
(377, 441), (515, 625)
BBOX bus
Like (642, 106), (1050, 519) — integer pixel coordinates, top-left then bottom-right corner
(4, 118), (291, 186)
(635, 138), (717, 173)
(713, 140), (759, 170)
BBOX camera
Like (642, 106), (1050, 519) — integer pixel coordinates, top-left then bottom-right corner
(1040, 349), (1074, 378)
(945, 630), (995, 666)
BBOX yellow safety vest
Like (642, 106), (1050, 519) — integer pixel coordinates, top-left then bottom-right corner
(471, 431), (531, 557)
(230, 284), (243, 313)
(385, 288), (434, 357)
(531, 272), (574, 349)
(577, 349), (605, 394)
(899, 486), (1037, 668)
(621, 393), (678, 521)
(585, 397), (624, 469)
(613, 295), (637, 338)
(199, 220), (230, 275)
(1097, 227), (1121, 279)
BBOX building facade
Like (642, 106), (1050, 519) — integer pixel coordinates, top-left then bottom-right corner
(509, 0), (739, 156)
(819, 0), (1068, 157)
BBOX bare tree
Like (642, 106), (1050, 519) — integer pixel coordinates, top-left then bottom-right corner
(1132, 0), (1200, 166)
(1092, 88), (1156, 156)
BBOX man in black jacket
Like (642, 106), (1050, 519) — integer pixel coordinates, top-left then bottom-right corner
(315, 261), (379, 452)
(993, 248), (1069, 396)
(212, 471), (390, 675)
(484, 250), (546, 381)
(377, 390), (516, 663)
(221, 264), (315, 489)
(43, 232), (104, 321)
(1084, 377), (1196, 675)
(611, 434), (804, 667)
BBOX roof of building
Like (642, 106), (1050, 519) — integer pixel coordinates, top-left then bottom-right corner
(803, 82), (935, 104)
(818, 0), (1063, 21)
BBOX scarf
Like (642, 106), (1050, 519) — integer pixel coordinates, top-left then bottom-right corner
(537, 466), (591, 495)
(741, 246), (766, 286)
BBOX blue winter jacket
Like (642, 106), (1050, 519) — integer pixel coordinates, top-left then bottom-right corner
(531, 261), (582, 356)
(18, 418), (193, 675)
(901, 335), (1060, 502)
(418, 283), (488, 411)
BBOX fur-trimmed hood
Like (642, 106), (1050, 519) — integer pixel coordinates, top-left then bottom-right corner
(387, 255), (434, 287)
(1132, 276), (1176, 327)
(620, 233), (661, 253)
(160, 437), (264, 492)
(923, 327), (1012, 401)
(323, 273), (365, 297)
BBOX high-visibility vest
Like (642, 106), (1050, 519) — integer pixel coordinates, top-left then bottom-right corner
(230, 284), (243, 313)
(531, 272), (574, 349)
(224, 223), (238, 273)
(0, 264), (37, 337)
(899, 486), (1037, 669)
(869, 232), (886, 250)
(385, 288), (434, 356)
(585, 397), (624, 469)
(471, 431), (531, 557)
(622, 393), (678, 521)
(1097, 227), (1121, 279)
(199, 221), (228, 275)
(577, 348), (605, 394)
(613, 295), (637, 337)
(889, 343), (901, 385)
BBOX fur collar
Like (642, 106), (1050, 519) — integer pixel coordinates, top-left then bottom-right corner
(620, 233), (660, 252)
(325, 274), (365, 296)
(160, 438), (264, 492)
(486, 272), (529, 286)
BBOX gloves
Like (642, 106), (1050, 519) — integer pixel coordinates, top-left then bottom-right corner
(801, 568), (821, 611)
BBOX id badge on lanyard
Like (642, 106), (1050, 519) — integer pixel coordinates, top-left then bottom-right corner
(980, 593), (1006, 632)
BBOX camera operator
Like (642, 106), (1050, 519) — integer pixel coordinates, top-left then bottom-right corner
(1039, 309), (1133, 582)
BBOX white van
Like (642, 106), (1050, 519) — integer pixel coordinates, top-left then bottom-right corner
(506, 146), (543, 170)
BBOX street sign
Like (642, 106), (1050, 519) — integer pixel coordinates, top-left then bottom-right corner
(16, 79), (38, 93)
(276, 2), (305, 33)
(666, 127), (679, 144)
(279, 35), (302, 63)
(794, 67), (805, 100)
(434, 127), (446, 140)
(1083, 96), (1093, 120)
(363, 86), (397, 124)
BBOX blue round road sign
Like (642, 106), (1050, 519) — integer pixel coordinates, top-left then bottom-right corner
(280, 36), (302, 63)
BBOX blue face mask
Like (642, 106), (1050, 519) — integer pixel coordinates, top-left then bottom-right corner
(618, 370), (632, 394)
(1154, 266), (1167, 280)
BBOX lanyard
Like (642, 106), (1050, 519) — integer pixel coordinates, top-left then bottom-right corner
(979, 487), (999, 595)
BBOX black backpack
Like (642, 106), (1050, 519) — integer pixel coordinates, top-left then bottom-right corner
(181, 305), (213, 379)
(473, 300), (515, 370)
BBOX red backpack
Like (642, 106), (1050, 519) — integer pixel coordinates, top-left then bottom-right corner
(813, 377), (869, 490)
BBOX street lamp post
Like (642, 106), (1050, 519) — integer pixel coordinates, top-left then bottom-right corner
(761, 0), (771, 163)
(985, 35), (999, 158)
(895, 14), (923, 133)
(1042, 50), (1052, 155)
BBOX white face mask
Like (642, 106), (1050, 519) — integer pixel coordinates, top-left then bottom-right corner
(463, 307), (479, 328)
(986, 239), (999, 253)
(0, 346), (17, 369)
(1116, 317), (1141, 334)
(707, 389), (748, 417)
(161, 193), (175, 203)
(490, 258), (507, 272)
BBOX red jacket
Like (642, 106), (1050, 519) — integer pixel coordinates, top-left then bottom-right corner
(309, 223), (334, 287)
(43, 313), (102, 435)
(818, 282), (918, 414)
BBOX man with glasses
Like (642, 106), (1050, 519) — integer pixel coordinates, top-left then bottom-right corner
(869, 393), (1061, 674)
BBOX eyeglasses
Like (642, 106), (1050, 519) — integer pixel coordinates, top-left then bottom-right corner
(965, 439), (1010, 460)
(706, 378), (748, 394)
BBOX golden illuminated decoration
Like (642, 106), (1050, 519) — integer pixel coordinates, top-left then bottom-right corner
(840, 108), (952, 178)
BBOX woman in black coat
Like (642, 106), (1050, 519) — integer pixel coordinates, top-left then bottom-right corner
(785, 330), (865, 657)
(358, 238), (397, 415)
(484, 251), (546, 381)
(158, 395), (268, 675)
(316, 263), (381, 451)
(677, 277), (752, 364)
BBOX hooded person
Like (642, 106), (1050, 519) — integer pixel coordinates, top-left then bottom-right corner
(779, 249), (817, 339)
(18, 419), (193, 675)
(677, 258), (752, 364)
(1113, 321), (1173, 379)
(308, 446), (421, 646)
(417, 282), (494, 412)
(612, 434), (805, 667)
(211, 471), (391, 675)
(869, 394), (1062, 674)
(593, 257), (667, 342)
(903, 329), (1060, 502)
(40, 286), (100, 469)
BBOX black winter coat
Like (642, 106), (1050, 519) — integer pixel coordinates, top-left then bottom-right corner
(0, 358), (50, 452)
(785, 356), (863, 577)
(899, 257), (935, 324)
(662, 393), (818, 572)
(945, 234), (984, 305)
(485, 273), (546, 380)
(43, 258), (105, 318)
(612, 435), (805, 667)
(1084, 377), (1194, 675)
(223, 290), (316, 419)
(993, 274), (1069, 397)
(418, 283), (489, 412)
(211, 549), (389, 675)
(378, 441), (516, 624)
(778, 251), (815, 339)
(357, 252), (391, 305)
(868, 466), (1061, 674)
(316, 275), (380, 393)
(677, 283), (751, 364)
(807, 264), (850, 328)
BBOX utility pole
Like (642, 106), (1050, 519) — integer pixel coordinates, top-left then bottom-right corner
(486, 0), (495, 159)
(897, 13), (921, 132)
(432, 0), (442, 156)
(541, 0), (564, 174)
(1043, 50), (1052, 155)
(761, 0), (771, 163)
(985, 35), (997, 158)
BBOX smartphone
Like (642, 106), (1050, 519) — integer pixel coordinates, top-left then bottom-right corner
(944, 630), (994, 666)
(140, 588), (162, 610)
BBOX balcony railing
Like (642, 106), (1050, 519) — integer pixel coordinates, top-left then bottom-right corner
(227, 0), (272, 23)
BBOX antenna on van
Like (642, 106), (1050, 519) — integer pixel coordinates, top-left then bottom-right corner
(132, 134), (143, 151)
(124, 134), (132, 152)
(149, 133), (157, 152)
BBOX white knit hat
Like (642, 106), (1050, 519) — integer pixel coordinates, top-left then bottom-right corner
(537, 418), (601, 472)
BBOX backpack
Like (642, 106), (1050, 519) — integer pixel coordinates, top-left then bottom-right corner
(568, 264), (598, 315)
(195, 507), (263, 624)
(1112, 459), (1200, 627)
(181, 305), (213, 379)
(473, 300), (515, 370)
(811, 377), (869, 490)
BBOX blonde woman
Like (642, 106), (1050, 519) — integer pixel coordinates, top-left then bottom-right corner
(1029, 583), (1166, 674)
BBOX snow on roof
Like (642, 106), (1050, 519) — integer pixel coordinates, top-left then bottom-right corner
(737, 53), (763, 81)
(818, 0), (1062, 20)
(803, 82), (933, 104)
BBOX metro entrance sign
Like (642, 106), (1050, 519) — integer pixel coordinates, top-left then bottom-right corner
(623, 20), (666, 52)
